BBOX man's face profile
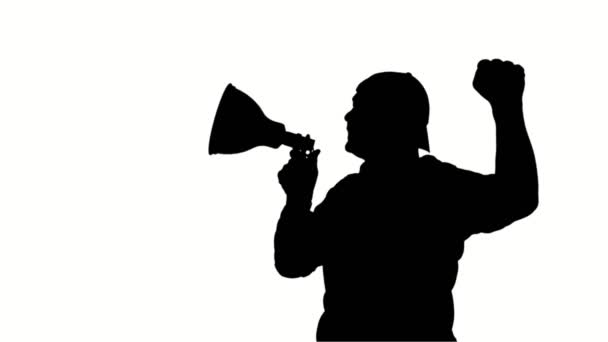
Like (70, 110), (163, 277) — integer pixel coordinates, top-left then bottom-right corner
(344, 90), (369, 159)
(344, 87), (412, 160)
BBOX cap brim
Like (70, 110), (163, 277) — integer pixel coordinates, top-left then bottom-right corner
(419, 129), (429, 152)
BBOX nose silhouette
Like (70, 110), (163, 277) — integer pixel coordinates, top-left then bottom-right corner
(345, 108), (355, 122)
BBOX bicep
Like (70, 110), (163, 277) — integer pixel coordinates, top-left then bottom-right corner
(449, 171), (519, 236)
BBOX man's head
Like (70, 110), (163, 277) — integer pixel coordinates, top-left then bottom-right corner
(345, 72), (429, 160)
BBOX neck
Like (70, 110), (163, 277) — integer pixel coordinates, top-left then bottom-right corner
(360, 148), (421, 175)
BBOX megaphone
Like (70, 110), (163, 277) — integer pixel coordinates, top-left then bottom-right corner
(209, 84), (315, 155)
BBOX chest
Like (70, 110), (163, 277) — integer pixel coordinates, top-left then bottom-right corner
(324, 178), (463, 262)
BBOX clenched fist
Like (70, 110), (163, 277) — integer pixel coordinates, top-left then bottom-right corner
(278, 145), (320, 207)
(473, 59), (525, 105)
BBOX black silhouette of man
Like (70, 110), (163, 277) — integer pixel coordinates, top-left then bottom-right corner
(275, 59), (538, 341)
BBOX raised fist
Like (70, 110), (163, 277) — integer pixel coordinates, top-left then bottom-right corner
(278, 145), (320, 207)
(473, 59), (525, 104)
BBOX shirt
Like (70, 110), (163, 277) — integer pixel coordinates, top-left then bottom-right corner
(276, 154), (515, 341)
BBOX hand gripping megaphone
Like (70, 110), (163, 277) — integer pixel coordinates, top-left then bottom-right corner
(209, 84), (315, 155)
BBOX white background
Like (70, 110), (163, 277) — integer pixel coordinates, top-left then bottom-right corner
(1, 1), (607, 341)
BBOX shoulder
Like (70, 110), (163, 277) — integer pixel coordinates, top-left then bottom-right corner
(419, 154), (459, 176)
(419, 154), (488, 184)
(323, 173), (360, 202)
(327, 173), (359, 196)
(312, 173), (358, 214)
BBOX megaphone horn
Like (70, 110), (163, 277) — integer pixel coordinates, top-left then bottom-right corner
(209, 84), (315, 155)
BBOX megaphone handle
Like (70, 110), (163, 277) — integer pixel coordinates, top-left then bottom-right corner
(283, 131), (315, 151)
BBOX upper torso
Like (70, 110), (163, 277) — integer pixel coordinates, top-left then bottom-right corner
(314, 155), (477, 340)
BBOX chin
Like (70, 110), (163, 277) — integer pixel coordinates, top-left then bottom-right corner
(345, 141), (366, 159)
(345, 140), (355, 154)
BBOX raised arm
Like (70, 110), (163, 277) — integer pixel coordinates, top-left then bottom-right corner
(274, 148), (322, 278)
(473, 59), (538, 228)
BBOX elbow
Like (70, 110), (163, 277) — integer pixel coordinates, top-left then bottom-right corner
(275, 260), (309, 279)
(528, 193), (539, 215)
(513, 190), (539, 220)
(523, 187), (539, 217)
(274, 251), (315, 278)
(496, 174), (538, 220)
(275, 266), (303, 279)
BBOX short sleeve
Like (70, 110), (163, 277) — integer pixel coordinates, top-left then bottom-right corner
(424, 156), (515, 237)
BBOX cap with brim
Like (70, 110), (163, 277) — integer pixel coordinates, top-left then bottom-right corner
(357, 72), (430, 152)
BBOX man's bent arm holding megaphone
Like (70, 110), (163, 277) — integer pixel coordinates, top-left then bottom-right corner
(275, 147), (322, 278)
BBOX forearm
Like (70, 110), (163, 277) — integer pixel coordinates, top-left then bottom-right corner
(493, 100), (539, 212)
(274, 200), (319, 278)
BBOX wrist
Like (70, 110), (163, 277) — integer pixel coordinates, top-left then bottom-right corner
(491, 98), (524, 124)
(286, 195), (312, 211)
(490, 97), (523, 110)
